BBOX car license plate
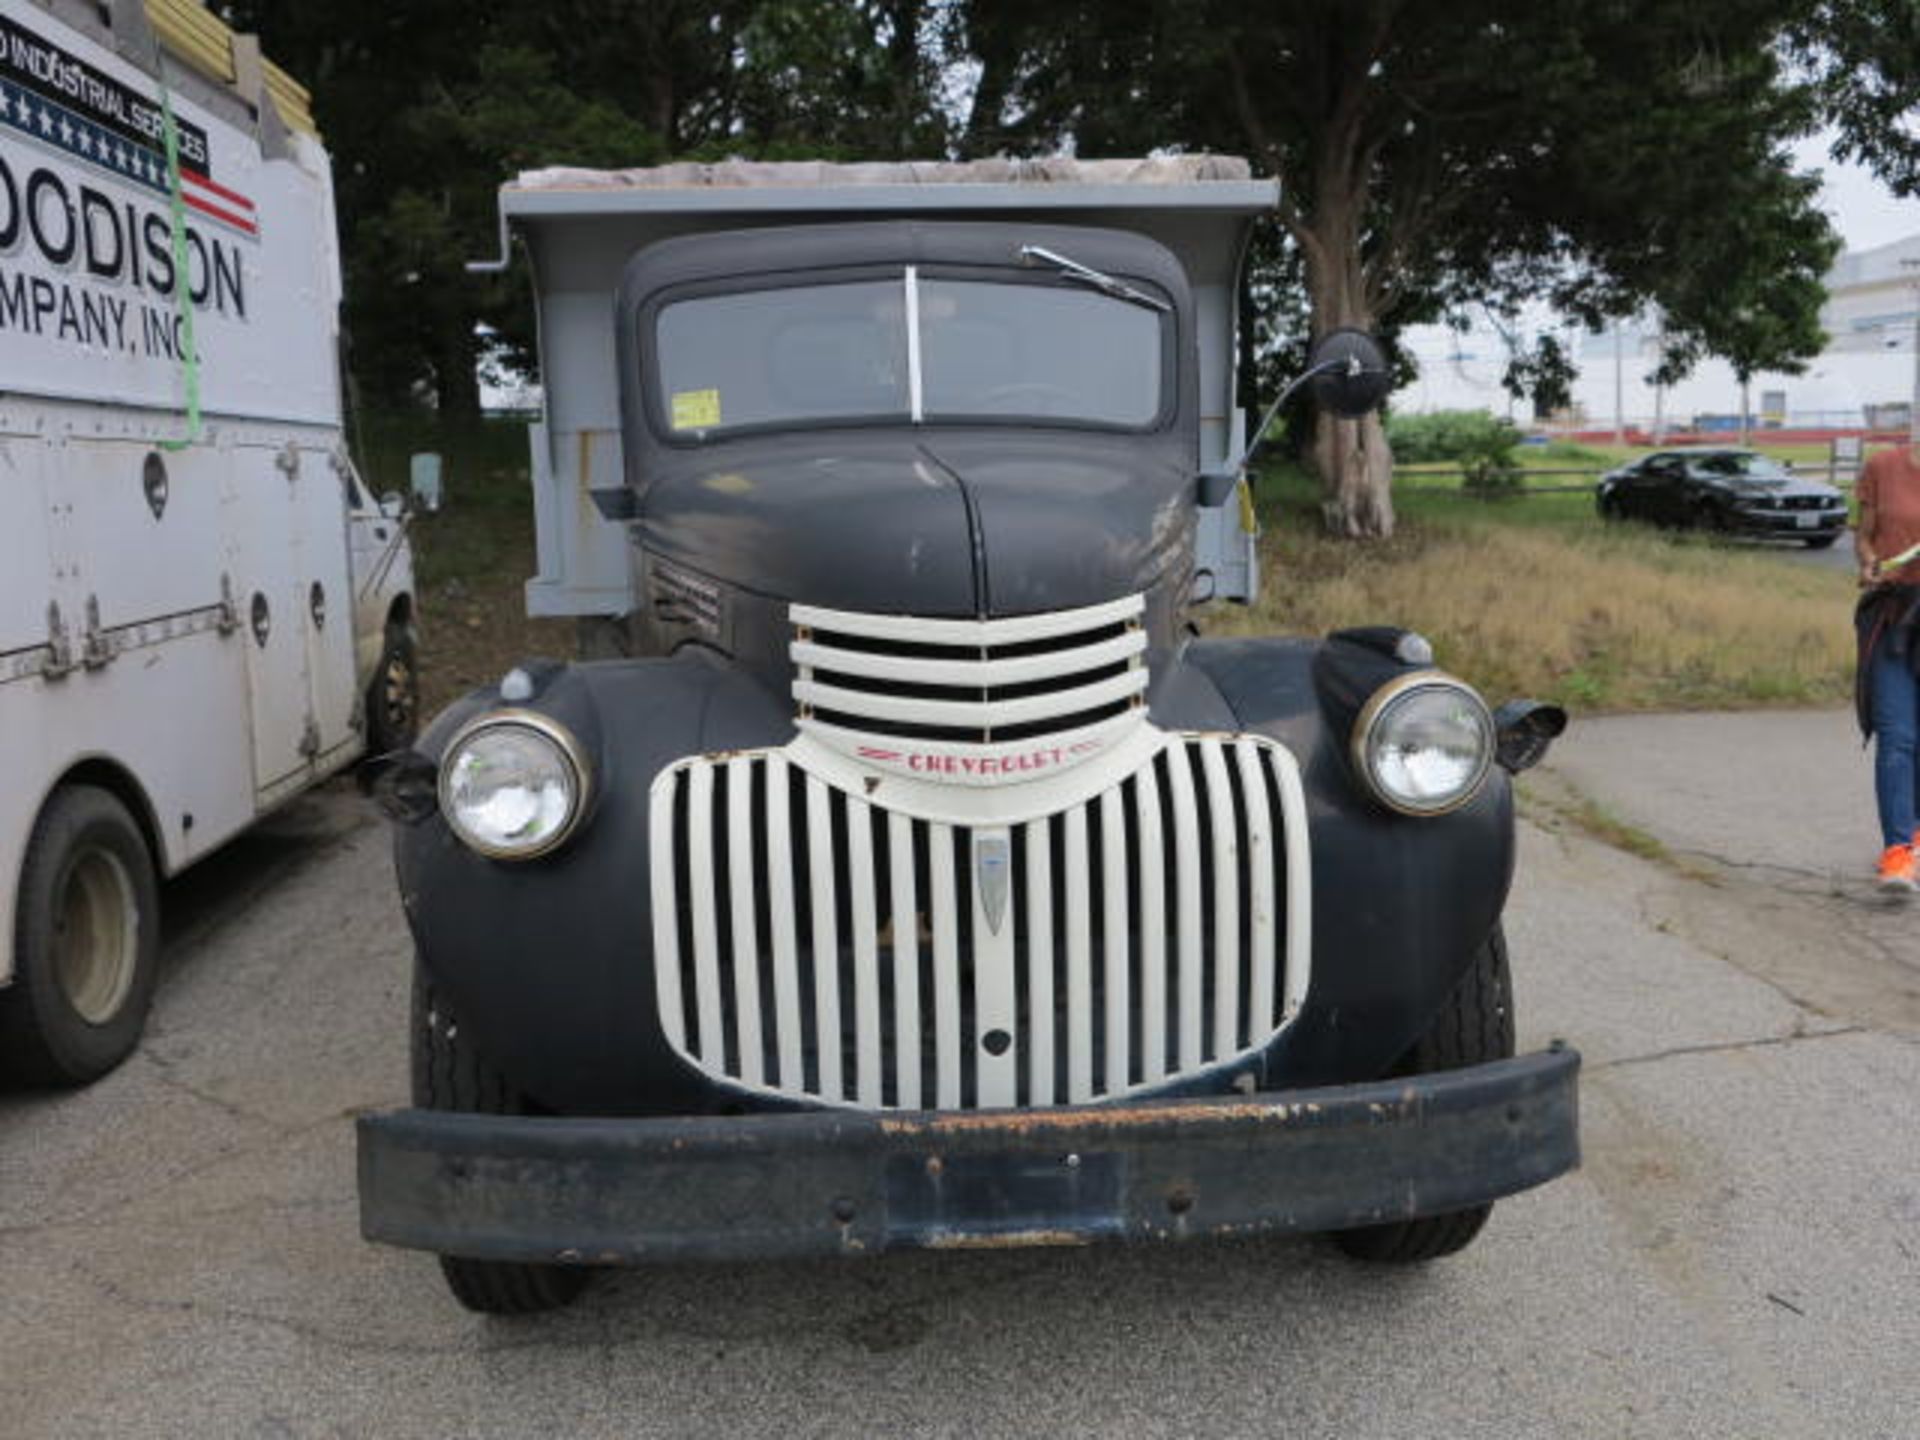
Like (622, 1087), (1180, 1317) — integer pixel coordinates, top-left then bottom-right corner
(1796, 513), (1818, 529)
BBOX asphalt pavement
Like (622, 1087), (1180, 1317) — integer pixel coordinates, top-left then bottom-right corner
(2, 711), (1917, 1438)
(1782, 525), (1857, 572)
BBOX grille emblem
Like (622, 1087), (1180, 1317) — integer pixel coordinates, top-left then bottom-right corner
(975, 831), (1012, 934)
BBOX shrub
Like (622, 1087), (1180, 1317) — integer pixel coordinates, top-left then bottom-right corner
(1389, 409), (1524, 493)
(1386, 409), (1522, 465)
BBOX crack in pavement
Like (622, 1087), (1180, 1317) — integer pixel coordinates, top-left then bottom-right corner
(0, 1102), (381, 1240)
(138, 1049), (293, 1133)
(59, 1251), (607, 1361)
(1596, 1024), (1868, 1072)
(1629, 888), (1837, 1022)
(50, 1243), (1067, 1364)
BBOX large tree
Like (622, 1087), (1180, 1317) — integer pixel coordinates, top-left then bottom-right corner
(949, 0), (1911, 537)
(226, 1), (949, 415)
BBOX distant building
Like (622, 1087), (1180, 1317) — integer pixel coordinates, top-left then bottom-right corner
(1396, 233), (1920, 431)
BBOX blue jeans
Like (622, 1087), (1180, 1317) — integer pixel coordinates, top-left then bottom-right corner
(1871, 638), (1920, 849)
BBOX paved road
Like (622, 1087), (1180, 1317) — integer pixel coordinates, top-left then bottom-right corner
(1781, 524), (1856, 572)
(3, 714), (1918, 1438)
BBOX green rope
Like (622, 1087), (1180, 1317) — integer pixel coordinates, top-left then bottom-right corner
(155, 62), (201, 452)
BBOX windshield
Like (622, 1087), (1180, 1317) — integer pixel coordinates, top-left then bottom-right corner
(1691, 452), (1790, 479)
(652, 271), (1167, 439)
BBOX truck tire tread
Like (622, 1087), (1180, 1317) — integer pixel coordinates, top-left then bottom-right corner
(411, 965), (589, 1314)
(1332, 926), (1514, 1264)
(0, 785), (159, 1087)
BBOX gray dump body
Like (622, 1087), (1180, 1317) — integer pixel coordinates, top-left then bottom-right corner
(477, 157), (1279, 619)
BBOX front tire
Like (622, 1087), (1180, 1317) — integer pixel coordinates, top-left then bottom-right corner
(1333, 926), (1515, 1263)
(0, 786), (160, 1086)
(411, 965), (591, 1314)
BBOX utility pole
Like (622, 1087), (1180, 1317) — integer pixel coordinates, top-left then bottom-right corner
(1613, 322), (1625, 444)
(1904, 258), (1920, 448)
(1650, 319), (1666, 444)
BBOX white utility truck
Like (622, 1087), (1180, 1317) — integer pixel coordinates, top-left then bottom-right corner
(0, 0), (415, 1084)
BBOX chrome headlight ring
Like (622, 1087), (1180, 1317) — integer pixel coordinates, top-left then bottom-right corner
(437, 709), (593, 860)
(1349, 672), (1496, 818)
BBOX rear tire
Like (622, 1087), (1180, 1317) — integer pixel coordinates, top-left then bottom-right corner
(365, 621), (420, 755)
(1333, 926), (1515, 1263)
(411, 964), (591, 1313)
(0, 786), (160, 1087)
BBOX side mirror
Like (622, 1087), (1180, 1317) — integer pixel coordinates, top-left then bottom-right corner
(1492, 699), (1568, 774)
(1306, 328), (1393, 419)
(379, 491), (407, 518)
(408, 452), (444, 513)
(1241, 328), (1395, 474)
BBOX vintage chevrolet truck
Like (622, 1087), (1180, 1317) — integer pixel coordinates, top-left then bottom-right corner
(355, 158), (1579, 1314)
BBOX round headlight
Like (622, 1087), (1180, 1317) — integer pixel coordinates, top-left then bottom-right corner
(439, 713), (589, 859)
(1352, 675), (1495, 817)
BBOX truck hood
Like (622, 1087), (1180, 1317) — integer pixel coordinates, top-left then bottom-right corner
(638, 429), (1194, 617)
(1702, 474), (1838, 500)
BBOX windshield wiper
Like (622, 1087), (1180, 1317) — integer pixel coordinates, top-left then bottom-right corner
(1018, 244), (1171, 313)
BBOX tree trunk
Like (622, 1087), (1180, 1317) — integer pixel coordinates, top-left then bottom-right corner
(884, 1), (925, 157)
(435, 326), (481, 421)
(1312, 410), (1394, 538)
(1299, 201), (1395, 539)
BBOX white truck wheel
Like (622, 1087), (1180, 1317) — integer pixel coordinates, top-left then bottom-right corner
(1, 786), (160, 1086)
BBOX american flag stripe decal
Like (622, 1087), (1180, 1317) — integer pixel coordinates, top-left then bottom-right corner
(180, 168), (257, 237)
(0, 77), (258, 240)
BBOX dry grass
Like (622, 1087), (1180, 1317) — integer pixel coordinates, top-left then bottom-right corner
(1207, 477), (1856, 711)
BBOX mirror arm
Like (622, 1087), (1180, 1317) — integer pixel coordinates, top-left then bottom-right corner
(1241, 356), (1350, 475)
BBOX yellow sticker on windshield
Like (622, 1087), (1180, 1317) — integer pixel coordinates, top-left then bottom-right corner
(670, 388), (722, 431)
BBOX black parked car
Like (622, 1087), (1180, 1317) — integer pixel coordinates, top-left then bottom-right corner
(1595, 449), (1847, 547)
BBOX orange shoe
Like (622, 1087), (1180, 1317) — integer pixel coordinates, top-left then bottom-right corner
(1877, 844), (1917, 893)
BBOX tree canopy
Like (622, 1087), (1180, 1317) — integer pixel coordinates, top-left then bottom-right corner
(227, 0), (1918, 540)
(950, 0), (1915, 533)
(223, 1), (948, 416)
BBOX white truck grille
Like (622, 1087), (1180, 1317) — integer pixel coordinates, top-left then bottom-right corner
(789, 594), (1149, 749)
(648, 734), (1311, 1110)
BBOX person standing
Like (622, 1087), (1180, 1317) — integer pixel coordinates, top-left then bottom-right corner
(1854, 439), (1920, 891)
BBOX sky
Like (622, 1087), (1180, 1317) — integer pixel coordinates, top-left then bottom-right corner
(1793, 132), (1919, 250)
(1394, 130), (1920, 424)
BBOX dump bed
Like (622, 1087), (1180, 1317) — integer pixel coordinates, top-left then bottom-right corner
(481, 157), (1279, 617)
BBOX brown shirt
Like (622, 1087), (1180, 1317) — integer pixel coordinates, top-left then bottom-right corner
(1859, 445), (1920, 580)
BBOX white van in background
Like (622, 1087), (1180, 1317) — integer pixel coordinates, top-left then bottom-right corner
(0, 0), (414, 1083)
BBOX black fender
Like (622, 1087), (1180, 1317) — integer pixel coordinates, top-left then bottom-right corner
(1178, 635), (1514, 1088)
(396, 650), (796, 1116)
